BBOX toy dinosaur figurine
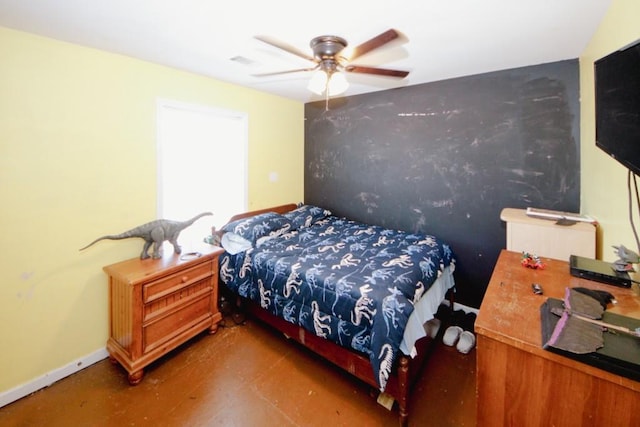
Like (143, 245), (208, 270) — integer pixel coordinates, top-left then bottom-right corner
(80, 212), (213, 259)
(612, 244), (640, 272)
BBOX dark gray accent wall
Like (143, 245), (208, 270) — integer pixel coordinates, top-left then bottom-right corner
(304, 60), (580, 307)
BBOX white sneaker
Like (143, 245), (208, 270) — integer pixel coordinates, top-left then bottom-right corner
(456, 331), (476, 354)
(442, 326), (463, 346)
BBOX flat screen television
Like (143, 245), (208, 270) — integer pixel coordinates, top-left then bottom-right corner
(595, 39), (640, 176)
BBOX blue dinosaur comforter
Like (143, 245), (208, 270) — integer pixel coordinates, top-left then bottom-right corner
(218, 206), (455, 391)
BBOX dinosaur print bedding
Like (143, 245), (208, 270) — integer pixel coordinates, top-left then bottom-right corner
(218, 205), (456, 391)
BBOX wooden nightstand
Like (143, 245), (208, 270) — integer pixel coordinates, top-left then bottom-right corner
(103, 245), (223, 384)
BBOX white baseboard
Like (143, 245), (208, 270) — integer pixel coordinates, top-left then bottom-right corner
(0, 348), (109, 408)
(442, 300), (479, 315)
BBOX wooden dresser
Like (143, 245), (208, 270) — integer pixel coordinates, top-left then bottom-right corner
(476, 250), (640, 427)
(103, 245), (223, 384)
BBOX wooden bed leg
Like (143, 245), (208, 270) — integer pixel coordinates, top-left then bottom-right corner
(447, 287), (456, 315)
(397, 355), (410, 426)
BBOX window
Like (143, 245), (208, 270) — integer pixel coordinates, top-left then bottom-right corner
(157, 99), (247, 250)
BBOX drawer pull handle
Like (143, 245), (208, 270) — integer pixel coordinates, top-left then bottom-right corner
(181, 276), (189, 283)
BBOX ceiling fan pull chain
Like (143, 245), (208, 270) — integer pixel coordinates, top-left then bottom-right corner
(325, 76), (330, 111)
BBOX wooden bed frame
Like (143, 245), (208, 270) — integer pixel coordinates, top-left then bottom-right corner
(217, 203), (454, 426)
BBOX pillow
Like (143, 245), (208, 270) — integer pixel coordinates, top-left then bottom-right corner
(221, 212), (292, 245)
(284, 204), (332, 229)
(220, 232), (252, 255)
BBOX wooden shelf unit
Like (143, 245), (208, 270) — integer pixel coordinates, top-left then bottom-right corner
(103, 245), (223, 384)
(500, 208), (596, 261)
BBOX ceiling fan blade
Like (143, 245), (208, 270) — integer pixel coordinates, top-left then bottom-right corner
(254, 35), (316, 63)
(252, 66), (318, 77)
(345, 65), (409, 78)
(348, 29), (400, 61)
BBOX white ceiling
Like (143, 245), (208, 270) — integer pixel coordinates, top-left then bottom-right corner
(0, 0), (611, 103)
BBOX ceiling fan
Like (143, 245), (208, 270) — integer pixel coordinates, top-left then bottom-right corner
(252, 29), (409, 104)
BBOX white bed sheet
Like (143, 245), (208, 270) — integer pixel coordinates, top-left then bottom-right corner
(400, 265), (455, 357)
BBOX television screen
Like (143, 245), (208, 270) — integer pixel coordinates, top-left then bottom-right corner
(595, 39), (640, 176)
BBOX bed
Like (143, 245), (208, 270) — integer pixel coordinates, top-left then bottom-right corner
(215, 203), (456, 425)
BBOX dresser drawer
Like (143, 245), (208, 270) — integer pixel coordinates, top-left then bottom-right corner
(143, 260), (212, 304)
(143, 278), (212, 323)
(142, 288), (212, 353)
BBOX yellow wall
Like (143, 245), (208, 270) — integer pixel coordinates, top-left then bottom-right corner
(580, 0), (640, 260)
(0, 26), (303, 392)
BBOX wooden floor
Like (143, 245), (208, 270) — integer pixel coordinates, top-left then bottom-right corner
(0, 314), (477, 426)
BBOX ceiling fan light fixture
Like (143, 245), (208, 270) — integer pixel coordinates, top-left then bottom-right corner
(307, 70), (327, 95)
(307, 70), (349, 96)
(327, 71), (348, 95)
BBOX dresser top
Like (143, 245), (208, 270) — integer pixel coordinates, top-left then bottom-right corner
(477, 250), (640, 345)
(103, 244), (223, 284)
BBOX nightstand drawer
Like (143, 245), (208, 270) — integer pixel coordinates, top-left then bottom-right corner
(143, 261), (212, 304)
(143, 289), (212, 353)
(143, 279), (211, 322)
